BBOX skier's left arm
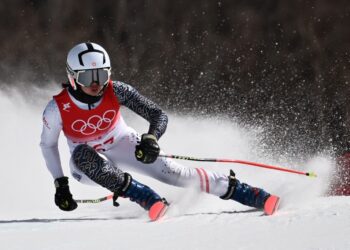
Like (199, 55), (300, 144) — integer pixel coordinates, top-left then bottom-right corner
(113, 81), (168, 139)
(113, 81), (168, 163)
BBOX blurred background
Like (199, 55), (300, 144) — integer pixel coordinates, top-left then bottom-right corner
(0, 0), (350, 160)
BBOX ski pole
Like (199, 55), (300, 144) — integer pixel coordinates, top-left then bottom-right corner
(159, 154), (317, 178)
(75, 194), (113, 204)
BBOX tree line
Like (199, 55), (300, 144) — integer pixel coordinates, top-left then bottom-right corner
(1, 0), (350, 156)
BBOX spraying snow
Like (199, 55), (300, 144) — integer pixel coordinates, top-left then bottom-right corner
(0, 85), (348, 250)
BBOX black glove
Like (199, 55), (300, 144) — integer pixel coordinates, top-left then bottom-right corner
(135, 134), (160, 164)
(54, 177), (78, 211)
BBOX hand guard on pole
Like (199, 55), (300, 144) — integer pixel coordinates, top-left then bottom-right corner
(135, 134), (160, 164)
(54, 176), (78, 211)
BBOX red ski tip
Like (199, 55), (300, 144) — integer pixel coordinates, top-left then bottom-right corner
(149, 201), (168, 221)
(264, 195), (280, 215)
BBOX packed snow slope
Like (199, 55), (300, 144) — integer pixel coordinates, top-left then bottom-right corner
(0, 85), (349, 250)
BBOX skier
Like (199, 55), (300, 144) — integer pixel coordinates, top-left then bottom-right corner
(40, 42), (280, 221)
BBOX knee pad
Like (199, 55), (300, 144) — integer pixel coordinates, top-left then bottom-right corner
(72, 144), (125, 192)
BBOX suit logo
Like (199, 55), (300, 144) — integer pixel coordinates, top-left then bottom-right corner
(63, 102), (71, 112)
(71, 110), (116, 135)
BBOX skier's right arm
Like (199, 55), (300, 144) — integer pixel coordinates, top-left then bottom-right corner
(40, 99), (77, 211)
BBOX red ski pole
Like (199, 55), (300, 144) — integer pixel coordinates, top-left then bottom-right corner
(159, 154), (317, 178)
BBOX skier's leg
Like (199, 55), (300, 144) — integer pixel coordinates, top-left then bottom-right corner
(146, 158), (274, 210)
(104, 128), (277, 211)
(103, 130), (229, 196)
(153, 160), (279, 213)
(70, 144), (168, 215)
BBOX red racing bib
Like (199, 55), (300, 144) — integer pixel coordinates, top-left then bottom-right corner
(54, 82), (121, 142)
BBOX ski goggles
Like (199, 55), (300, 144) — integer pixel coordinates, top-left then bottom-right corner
(74, 68), (111, 87)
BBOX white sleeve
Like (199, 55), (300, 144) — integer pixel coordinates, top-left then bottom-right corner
(40, 99), (64, 179)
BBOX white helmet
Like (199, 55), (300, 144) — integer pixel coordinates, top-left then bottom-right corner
(66, 42), (111, 90)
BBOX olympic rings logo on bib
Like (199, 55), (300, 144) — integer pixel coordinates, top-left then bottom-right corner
(71, 110), (117, 135)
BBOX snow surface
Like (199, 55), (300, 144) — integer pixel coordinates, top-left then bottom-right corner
(0, 85), (349, 250)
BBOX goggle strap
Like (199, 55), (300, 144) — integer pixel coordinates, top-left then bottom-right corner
(67, 74), (77, 90)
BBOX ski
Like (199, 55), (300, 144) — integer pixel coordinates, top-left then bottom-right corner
(264, 195), (280, 215)
(149, 199), (169, 221)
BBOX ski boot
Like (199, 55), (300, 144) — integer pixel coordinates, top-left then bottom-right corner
(220, 170), (280, 215)
(114, 173), (169, 221)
